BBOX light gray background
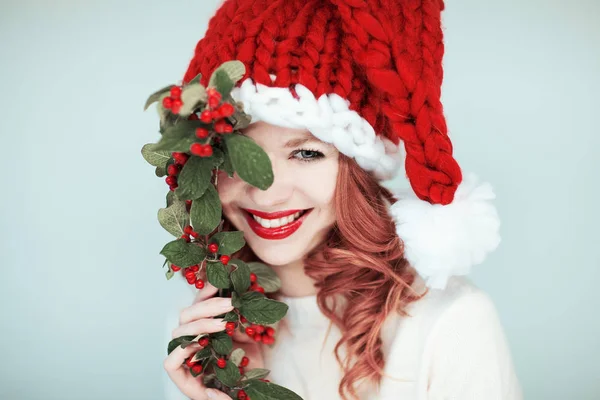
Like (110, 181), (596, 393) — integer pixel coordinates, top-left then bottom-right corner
(1, 0), (598, 399)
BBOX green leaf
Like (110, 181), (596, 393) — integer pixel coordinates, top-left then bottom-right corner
(214, 358), (241, 387)
(210, 231), (245, 255)
(222, 148), (235, 177)
(211, 331), (233, 355)
(207, 261), (230, 289)
(240, 291), (264, 303)
(160, 239), (206, 268)
(247, 262), (282, 293)
(158, 200), (190, 237)
(166, 191), (176, 207)
(241, 368), (270, 381)
(144, 84), (175, 111)
(189, 72), (203, 85)
(165, 267), (174, 280)
(223, 311), (238, 322)
(244, 380), (303, 400)
(153, 120), (205, 152)
(209, 61), (246, 88)
(167, 335), (197, 355)
(177, 83), (208, 117)
(223, 134), (274, 190)
(175, 156), (212, 201)
(190, 185), (222, 235)
(191, 347), (212, 363)
(210, 147), (225, 169)
(231, 292), (242, 308)
(155, 165), (167, 177)
(141, 143), (172, 167)
(229, 348), (246, 367)
(239, 296), (288, 325)
(230, 259), (251, 294)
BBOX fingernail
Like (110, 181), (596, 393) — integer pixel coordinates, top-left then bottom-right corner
(206, 389), (217, 399)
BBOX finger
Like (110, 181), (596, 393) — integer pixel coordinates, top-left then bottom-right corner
(205, 388), (233, 399)
(163, 342), (202, 372)
(193, 282), (220, 304)
(180, 297), (234, 325)
(172, 318), (228, 339)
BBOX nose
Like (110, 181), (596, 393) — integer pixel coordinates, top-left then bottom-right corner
(245, 156), (294, 210)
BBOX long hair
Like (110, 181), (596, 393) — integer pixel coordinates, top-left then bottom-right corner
(223, 154), (424, 400)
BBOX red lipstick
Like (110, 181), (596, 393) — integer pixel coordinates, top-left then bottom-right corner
(243, 208), (312, 240)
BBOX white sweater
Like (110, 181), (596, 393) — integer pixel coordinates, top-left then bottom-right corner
(165, 276), (522, 400)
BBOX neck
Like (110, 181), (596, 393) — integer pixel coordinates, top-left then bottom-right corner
(269, 258), (317, 297)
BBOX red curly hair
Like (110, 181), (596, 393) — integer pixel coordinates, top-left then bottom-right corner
(224, 153), (424, 400)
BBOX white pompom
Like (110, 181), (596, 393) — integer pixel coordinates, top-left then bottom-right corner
(388, 173), (501, 289)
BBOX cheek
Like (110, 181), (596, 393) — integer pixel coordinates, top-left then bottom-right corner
(296, 159), (338, 208)
(216, 171), (242, 206)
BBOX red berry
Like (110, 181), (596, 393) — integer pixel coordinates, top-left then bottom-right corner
(185, 357), (196, 368)
(185, 200), (192, 206)
(220, 103), (235, 117)
(190, 143), (203, 156)
(214, 120), (229, 133)
(255, 286), (265, 294)
(217, 358), (227, 368)
(225, 322), (236, 331)
(240, 356), (249, 367)
(171, 265), (181, 272)
(245, 327), (255, 336)
(190, 265), (199, 272)
(207, 88), (222, 108)
(172, 98), (183, 108)
(180, 234), (191, 243)
(237, 389), (247, 400)
(195, 127), (209, 139)
(262, 335), (275, 345)
(200, 110), (213, 123)
(253, 333), (262, 342)
(172, 152), (189, 165)
(190, 231), (199, 239)
(240, 316), (248, 324)
(260, 379), (270, 383)
(188, 113), (199, 121)
(223, 124), (233, 133)
(170, 86), (182, 99)
(226, 329), (234, 337)
(169, 184), (177, 191)
(265, 327), (275, 337)
(198, 337), (209, 347)
(191, 364), (203, 374)
(220, 255), (230, 265)
(186, 276), (196, 284)
(184, 225), (194, 235)
(195, 279), (205, 289)
(249, 273), (257, 283)
(165, 175), (177, 186)
(208, 243), (219, 253)
(162, 97), (173, 109)
(254, 325), (265, 334)
(167, 164), (179, 176)
(201, 144), (213, 157)
(238, 366), (245, 376)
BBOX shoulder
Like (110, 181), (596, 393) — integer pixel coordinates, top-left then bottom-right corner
(403, 276), (522, 399)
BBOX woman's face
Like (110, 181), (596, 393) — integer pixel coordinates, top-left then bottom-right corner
(217, 121), (339, 266)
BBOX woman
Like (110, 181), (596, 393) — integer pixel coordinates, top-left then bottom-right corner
(163, 0), (522, 399)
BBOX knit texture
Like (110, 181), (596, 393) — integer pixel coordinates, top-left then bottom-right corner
(182, 0), (461, 205)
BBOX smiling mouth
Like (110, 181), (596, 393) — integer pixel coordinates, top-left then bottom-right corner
(243, 208), (313, 240)
(246, 209), (310, 229)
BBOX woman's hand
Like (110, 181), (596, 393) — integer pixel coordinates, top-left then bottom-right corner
(164, 282), (265, 400)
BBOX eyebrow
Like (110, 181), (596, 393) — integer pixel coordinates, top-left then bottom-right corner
(284, 135), (332, 148)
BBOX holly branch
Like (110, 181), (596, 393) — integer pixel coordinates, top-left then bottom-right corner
(142, 61), (303, 400)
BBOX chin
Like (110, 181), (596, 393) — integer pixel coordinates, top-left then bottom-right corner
(245, 237), (307, 266)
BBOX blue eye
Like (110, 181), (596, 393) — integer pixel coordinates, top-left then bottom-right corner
(292, 148), (325, 162)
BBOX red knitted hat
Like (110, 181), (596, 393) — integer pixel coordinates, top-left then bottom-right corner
(181, 0), (500, 289)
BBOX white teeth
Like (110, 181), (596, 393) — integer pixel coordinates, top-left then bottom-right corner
(252, 211), (304, 229)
